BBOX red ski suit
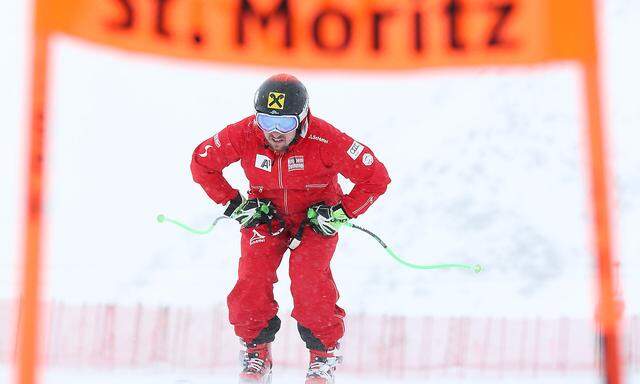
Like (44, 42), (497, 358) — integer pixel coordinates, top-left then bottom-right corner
(191, 113), (390, 350)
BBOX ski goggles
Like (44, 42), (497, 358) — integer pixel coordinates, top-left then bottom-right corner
(256, 113), (300, 134)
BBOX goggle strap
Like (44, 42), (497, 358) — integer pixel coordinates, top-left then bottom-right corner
(298, 106), (308, 122)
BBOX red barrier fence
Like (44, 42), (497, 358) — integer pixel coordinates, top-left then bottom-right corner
(1, 300), (639, 376)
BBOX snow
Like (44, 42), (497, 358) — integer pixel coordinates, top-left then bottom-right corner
(32, 41), (595, 316)
(4, 365), (638, 384)
(1, 0), (640, 382)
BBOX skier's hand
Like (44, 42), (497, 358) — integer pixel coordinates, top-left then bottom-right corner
(224, 194), (277, 228)
(307, 203), (350, 236)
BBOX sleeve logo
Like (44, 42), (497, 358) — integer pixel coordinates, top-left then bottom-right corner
(213, 133), (221, 148)
(198, 145), (213, 157)
(347, 141), (364, 160)
(362, 153), (374, 166)
(267, 92), (285, 110)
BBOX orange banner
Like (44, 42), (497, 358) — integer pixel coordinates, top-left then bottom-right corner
(38, 0), (592, 68)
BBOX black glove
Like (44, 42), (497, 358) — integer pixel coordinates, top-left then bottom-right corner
(306, 202), (350, 236)
(224, 194), (284, 235)
(223, 193), (245, 221)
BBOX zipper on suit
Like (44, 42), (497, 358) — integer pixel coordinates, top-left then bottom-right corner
(277, 154), (288, 214)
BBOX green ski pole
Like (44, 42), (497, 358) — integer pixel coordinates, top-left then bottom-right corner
(344, 222), (483, 273)
(156, 214), (230, 235)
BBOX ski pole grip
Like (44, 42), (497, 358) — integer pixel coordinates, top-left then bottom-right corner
(288, 219), (309, 250)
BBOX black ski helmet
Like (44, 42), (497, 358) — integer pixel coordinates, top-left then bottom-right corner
(254, 74), (309, 122)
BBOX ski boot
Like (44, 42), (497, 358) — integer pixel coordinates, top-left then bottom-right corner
(238, 341), (272, 383)
(305, 345), (342, 384)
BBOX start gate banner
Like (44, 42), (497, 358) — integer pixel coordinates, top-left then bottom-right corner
(37, 0), (594, 68)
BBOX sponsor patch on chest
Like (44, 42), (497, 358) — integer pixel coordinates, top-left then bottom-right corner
(309, 134), (328, 144)
(288, 155), (304, 171)
(255, 154), (272, 172)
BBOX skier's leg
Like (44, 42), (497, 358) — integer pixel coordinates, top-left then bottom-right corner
(289, 228), (345, 350)
(228, 225), (289, 344)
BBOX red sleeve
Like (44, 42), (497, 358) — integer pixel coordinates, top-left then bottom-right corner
(322, 128), (391, 218)
(190, 123), (246, 205)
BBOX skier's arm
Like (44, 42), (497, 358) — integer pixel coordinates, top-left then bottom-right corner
(190, 124), (245, 205)
(323, 131), (391, 218)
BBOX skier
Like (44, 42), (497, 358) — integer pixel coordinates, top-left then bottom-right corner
(191, 74), (390, 383)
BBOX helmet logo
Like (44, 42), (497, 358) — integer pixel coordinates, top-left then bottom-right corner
(267, 92), (285, 110)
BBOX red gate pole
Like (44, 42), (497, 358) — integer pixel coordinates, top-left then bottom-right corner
(583, 1), (623, 383)
(17, 0), (50, 382)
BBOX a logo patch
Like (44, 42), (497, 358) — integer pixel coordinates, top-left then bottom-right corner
(213, 133), (221, 148)
(362, 153), (374, 166)
(347, 141), (364, 160)
(267, 92), (285, 110)
(198, 145), (213, 158)
(288, 156), (304, 171)
(309, 134), (328, 144)
(255, 154), (272, 172)
(249, 229), (266, 246)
